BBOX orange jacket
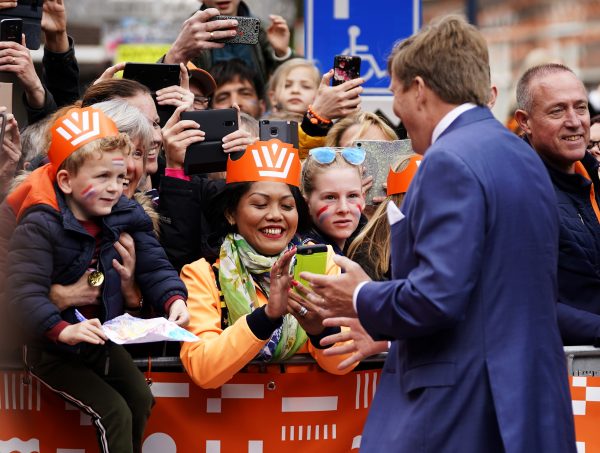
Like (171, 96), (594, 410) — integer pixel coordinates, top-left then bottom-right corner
(180, 250), (356, 389)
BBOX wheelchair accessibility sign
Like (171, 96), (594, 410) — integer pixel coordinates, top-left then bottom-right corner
(305, 0), (420, 96)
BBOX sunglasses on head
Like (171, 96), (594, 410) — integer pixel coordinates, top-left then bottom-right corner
(308, 147), (366, 165)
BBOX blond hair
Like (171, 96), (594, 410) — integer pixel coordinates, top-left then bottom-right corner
(346, 154), (416, 280)
(325, 111), (398, 147)
(388, 15), (490, 106)
(301, 151), (362, 199)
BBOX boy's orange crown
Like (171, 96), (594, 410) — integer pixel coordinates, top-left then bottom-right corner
(48, 107), (120, 171)
(387, 155), (422, 196)
(226, 138), (301, 187)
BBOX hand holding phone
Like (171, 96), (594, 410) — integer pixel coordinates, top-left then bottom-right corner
(293, 245), (328, 290)
(181, 108), (239, 174)
(210, 15), (260, 45)
(123, 62), (181, 126)
(332, 55), (361, 87)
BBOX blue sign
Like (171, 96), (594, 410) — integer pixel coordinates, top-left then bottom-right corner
(305, 0), (420, 95)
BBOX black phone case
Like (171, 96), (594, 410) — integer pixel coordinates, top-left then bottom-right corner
(259, 120), (299, 149)
(211, 15), (260, 45)
(181, 109), (240, 174)
(0, 19), (22, 43)
(122, 63), (180, 93)
(0, 1), (42, 50)
(123, 63), (181, 126)
(332, 55), (361, 86)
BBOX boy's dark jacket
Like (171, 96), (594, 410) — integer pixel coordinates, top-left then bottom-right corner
(6, 165), (187, 352)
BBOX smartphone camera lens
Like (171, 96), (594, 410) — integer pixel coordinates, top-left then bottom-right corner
(270, 127), (277, 136)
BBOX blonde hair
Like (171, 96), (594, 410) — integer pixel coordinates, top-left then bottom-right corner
(59, 133), (133, 176)
(268, 58), (320, 109)
(301, 151), (362, 199)
(325, 111), (398, 147)
(346, 154), (416, 280)
(388, 15), (490, 106)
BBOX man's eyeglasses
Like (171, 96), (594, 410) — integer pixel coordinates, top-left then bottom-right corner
(308, 147), (366, 166)
(587, 140), (600, 151)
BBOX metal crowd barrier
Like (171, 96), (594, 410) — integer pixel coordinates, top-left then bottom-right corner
(2, 348), (598, 374)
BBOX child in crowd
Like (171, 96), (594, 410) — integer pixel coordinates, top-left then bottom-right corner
(6, 107), (189, 453)
(268, 58), (321, 116)
(300, 147), (366, 255)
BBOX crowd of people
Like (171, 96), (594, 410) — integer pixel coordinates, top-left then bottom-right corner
(1, 0), (600, 451)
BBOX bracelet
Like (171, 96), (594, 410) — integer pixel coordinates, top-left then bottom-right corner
(307, 105), (332, 125)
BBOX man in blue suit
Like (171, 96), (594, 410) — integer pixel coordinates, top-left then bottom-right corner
(300, 16), (576, 452)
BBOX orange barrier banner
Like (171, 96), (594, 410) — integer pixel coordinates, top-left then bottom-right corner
(2, 371), (595, 452)
(571, 375), (600, 452)
(0, 368), (377, 452)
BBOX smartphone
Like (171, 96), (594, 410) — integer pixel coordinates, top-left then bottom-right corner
(332, 55), (361, 87)
(0, 18), (22, 43)
(0, 0), (42, 50)
(123, 63), (180, 93)
(210, 15), (260, 45)
(259, 120), (298, 149)
(293, 244), (328, 290)
(181, 108), (240, 174)
(123, 62), (181, 126)
(353, 139), (414, 205)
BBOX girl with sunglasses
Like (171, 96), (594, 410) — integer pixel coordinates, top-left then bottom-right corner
(300, 147), (366, 255)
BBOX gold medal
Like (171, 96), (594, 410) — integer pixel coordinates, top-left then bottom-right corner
(88, 270), (105, 287)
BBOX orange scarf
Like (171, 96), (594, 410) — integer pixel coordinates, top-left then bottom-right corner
(573, 161), (600, 223)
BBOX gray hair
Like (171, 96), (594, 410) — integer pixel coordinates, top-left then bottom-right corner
(92, 99), (154, 154)
(19, 116), (53, 170)
(516, 63), (575, 112)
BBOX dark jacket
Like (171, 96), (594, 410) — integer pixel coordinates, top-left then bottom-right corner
(158, 174), (225, 272)
(194, 1), (292, 89)
(7, 183), (186, 350)
(545, 152), (600, 344)
(25, 36), (80, 125)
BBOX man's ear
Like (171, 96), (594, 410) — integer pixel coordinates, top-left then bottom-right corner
(414, 76), (426, 107)
(514, 109), (532, 135)
(56, 169), (73, 194)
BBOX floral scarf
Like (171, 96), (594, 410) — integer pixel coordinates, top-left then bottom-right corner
(218, 233), (307, 361)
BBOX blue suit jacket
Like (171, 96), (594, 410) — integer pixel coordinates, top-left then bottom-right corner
(357, 107), (576, 452)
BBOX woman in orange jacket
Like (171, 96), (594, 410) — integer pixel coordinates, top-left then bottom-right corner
(179, 139), (355, 389)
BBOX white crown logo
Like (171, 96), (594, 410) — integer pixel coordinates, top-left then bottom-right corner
(55, 110), (101, 147)
(251, 141), (294, 179)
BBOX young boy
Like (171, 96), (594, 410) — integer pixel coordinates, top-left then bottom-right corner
(6, 107), (188, 453)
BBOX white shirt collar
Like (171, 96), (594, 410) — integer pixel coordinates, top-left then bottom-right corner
(431, 103), (477, 144)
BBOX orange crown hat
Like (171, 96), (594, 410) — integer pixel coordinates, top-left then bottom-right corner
(47, 106), (120, 171)
(387, 154), (423, 196)
(226, 138), (301, 187)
